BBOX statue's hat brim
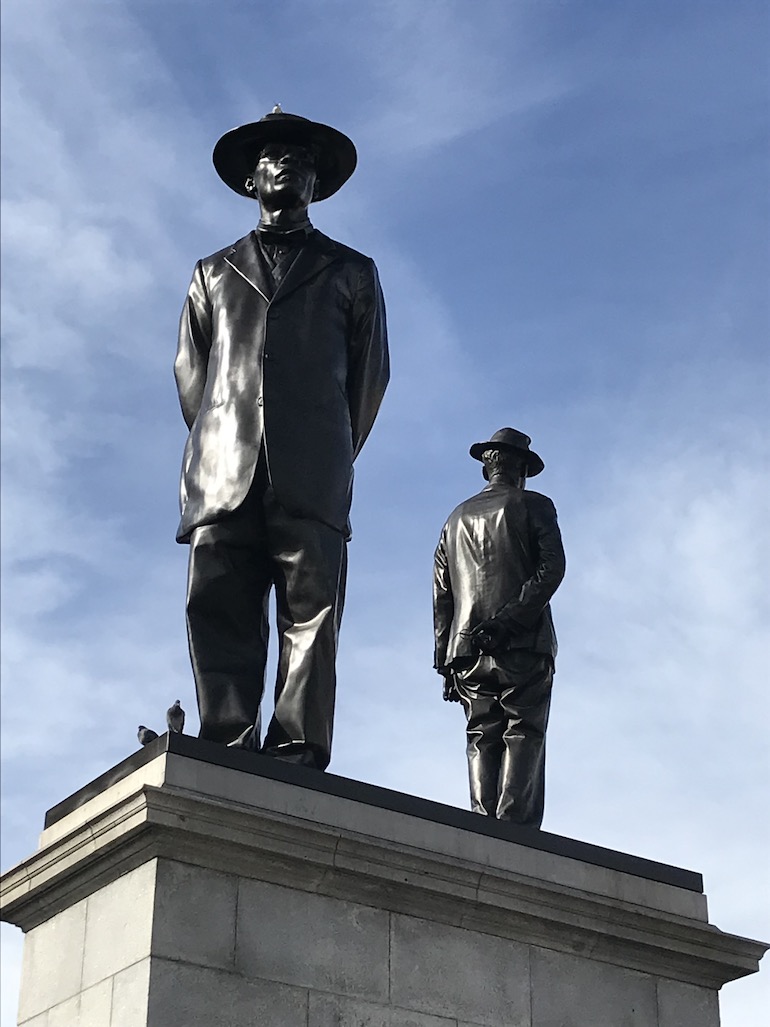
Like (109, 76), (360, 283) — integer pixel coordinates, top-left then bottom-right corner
(470, 427), (545, 477)
(213, 111), (357, 201)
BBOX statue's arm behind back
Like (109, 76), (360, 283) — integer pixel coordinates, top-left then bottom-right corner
(174, 260), (213, 429)
(433, 531), (455, 670)
(347, 260), (389, 460)
(497, 498), (566, 629)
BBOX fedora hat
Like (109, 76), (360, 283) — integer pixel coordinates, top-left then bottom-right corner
(469, 427), (544, 477)
(213, 107), (357, 201)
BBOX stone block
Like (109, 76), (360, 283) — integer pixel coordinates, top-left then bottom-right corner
(79, 978), (115, 1026)
(81, 861), (156, 990)
(111, 958), (151, 1027)
(47, 977), (113, 1027)
(6, 743), (766, 1027)
(17, 897), (86, 1020)
(39, 759), (168, 850)
(46, 995), (80, 1027)
(151, 860), (237, 971)
(390, 912), (530, 1025)
(163, 754), (707, 921)
(308, 992), (457, 1026)
(657, 978), (720, 1027)
(146, 958), (308, 1027)
(235, 878), (389, 1001)
(530, 947), (658, 1026)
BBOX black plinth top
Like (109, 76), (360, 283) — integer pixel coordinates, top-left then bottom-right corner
(45, 733), (703, 893)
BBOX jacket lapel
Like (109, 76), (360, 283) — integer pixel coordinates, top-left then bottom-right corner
(223, 229), (340, 306)
(224, 232), (273, 303)
(271, 231), (340, 304)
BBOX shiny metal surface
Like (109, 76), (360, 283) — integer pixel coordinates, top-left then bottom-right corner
(175, 227), (388, 542)
(454, 653), (553, 824)
(185, 465), (346, 769)
(433, 435), (565, 826)
(175, 114), (388, 769)
(213, 109), (357, 202)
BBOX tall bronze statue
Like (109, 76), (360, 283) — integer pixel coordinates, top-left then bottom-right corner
(175, 108), (389, 769)
(433, 429), (565, 826)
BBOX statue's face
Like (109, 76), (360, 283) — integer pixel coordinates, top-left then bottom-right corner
(250, 142), (317, 210)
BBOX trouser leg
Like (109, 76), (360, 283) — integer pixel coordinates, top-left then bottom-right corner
(261, 491), (347, 771)
(455, 678), (505, 816)
(185, 488), (271, 749)
(496, 654), (553, 827)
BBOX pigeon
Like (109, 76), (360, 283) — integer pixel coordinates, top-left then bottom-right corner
(166, 700), (185, 734)
(137, 725), (159, 746)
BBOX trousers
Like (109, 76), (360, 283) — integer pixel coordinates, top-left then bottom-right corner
(185, 461), (347, 769)
(454, 650), (553, 827)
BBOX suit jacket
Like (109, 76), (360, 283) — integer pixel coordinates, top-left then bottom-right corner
(433, 483), (566, 668)
(174, 229), (389, 542)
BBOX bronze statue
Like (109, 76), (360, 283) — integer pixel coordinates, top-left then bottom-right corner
(433, 429), (565, 826)
(175, 108), (389, 769)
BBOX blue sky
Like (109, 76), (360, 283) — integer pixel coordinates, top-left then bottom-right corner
(1, 1), (768, 1023)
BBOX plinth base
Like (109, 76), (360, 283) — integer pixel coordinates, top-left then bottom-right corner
(1, 735), (766, 1026)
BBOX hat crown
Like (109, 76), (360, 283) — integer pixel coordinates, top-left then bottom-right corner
(213, 112), (357, 202)
(486, 427), (532, 451)
(469, 427), (545, 477)
(259, 109), (311, 127)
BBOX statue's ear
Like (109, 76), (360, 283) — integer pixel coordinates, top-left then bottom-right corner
(244, 175), (256, 197)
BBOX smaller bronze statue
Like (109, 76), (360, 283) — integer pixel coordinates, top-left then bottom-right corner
(433, 428), (565, 827)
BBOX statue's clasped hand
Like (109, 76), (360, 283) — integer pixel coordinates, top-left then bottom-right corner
(470, 618), (508, 655)
(438, 666), (461, 702)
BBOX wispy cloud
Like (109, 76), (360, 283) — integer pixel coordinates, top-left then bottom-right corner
(352, 1), (570, 156)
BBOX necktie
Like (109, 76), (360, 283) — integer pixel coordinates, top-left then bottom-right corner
(257, 231), (306, 283)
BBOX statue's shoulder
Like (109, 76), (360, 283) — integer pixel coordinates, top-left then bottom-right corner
(446, 488), (493, 523)
(524, 488), (554, 503)
(313, 231), (375, 267)
(522, 489), (558, 517)
(198, 232), (253, 268)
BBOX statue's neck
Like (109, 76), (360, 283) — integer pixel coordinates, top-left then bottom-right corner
(488, 472), (525, 489)
(257, 207), (312, 231)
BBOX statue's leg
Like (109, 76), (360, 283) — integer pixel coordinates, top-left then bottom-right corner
(261, 490), (347, 771)
(455, 665), (505, 816)
(495, 653), (553, 827)
(185, 486), (272, 749)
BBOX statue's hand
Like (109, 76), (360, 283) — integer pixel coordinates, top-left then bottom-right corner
(470, 619), (508, 654)
(441, 673), (461, 703)
(437, 666), (460, 702)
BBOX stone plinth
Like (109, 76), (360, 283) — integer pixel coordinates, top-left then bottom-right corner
(1, 734), (766, 1026)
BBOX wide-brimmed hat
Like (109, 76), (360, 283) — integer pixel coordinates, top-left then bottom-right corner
(213, 107), (357, 201)
(469, 427), (544, 477)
